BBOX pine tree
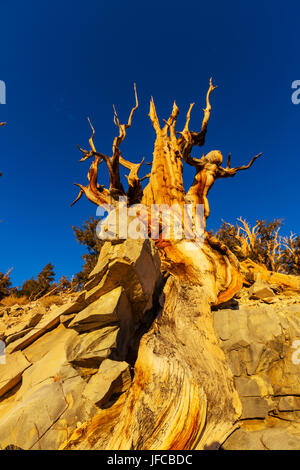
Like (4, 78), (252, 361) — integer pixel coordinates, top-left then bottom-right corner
(0, 271), (12, 300)
(282, 235), (300, 275)
(213, 218), (294, 273)
(72, 217), (104, 290)
(36, 263), (55, 295)
(57, 275), (72, 292)
(20, 277), (39, 299)
(20, 263), (55, 300)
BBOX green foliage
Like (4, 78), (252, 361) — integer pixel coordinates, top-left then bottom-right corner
(0, 217), (103, 299)
(20, 277), (39, 299)
(57, 276), (72, 292)
(254, 220), (284, 270)
(211, 222), (241, 255)
(72, 217), (104, 290)
(36, 263), (55, 294)
(282, 235), (300, 275)
(0, 271), (12, 300)
(20, 263), (56, 300)
(2, 215), (298, 303)
(213, 218), (300, 274)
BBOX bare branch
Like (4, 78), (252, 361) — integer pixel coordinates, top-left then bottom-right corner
(112, 83), (139, 153)
(282, 233), (297, 256)
(72, 86), (141, 207)
(77, 118), (101, 162)
(199, 77), (217, 137)
(237, 217), (260, 251)
(70, 187), (84, 207)
(3, 268), (13, 279)
(119, 156), (144, 184)
(182, 103), (195, 136)
(106, 84), (139, 194)
(113, 104), (120, 128)
(72, 149), (110, 207)
(77, 145), (94, 162)
(217, 153), (263, 178)
(226, 153), (231, 169)
(71, 181), (110, 207)
(178, 78), (217, 166)
(230, 152), (262, 172)
(126, 83), (138, 128)
(119, 155), (146, 204)
(149, 97), (161, 135)
(140, 173), (151, 182)
(87, 117), (97, 152)
(163, 101), (179, 132)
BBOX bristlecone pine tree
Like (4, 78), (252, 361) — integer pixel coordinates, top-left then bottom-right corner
(72, 217), (104, 290)
(0, 270), (12, 300)
(70, 81), (263, 449)
(20, 263), (56, 300)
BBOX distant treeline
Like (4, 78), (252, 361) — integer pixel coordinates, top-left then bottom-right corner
(0, 217), (102, 303)
(211, 218), (300, 275)
(0, 217), (299, 305)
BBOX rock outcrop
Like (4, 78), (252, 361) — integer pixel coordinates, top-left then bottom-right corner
(213, 289), (300, 450)
(0, 238), (161, 450)
(0, 235), (300, 450)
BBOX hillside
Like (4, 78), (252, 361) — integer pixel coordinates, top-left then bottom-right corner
(0, 236), (300, 450)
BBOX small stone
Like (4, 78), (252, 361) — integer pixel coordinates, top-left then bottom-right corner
(83, 359), (131, 407)
(68, 287), (130, 333)
(249, 279), (276, 300)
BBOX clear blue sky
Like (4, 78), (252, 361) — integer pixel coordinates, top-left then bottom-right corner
(0, 0), (299, 287)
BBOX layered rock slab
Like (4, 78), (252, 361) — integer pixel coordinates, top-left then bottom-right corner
(214, 298), (300, 449)
(83, 359), (131, 406)
(83, 238), (161, 319)
(0, 351), (31, 398)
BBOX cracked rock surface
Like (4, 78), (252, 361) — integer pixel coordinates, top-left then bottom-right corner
(215, 289), (300, 450)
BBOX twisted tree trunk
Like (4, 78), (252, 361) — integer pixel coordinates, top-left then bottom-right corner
(65, 80), (262, 449)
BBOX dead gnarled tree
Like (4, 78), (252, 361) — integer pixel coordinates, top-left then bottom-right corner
(72, 81), (261, 230)
(68, 81), (263, 450)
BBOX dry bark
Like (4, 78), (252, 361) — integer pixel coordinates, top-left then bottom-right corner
(61, 245), (242, 450)
(71, 80), (262, 224)
(241, 258), (300, 291)
(67, 81), (263, 449)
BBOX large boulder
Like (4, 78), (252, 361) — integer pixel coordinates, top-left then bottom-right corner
(4, 312), (43, 345)
(6, 299), (84, 354)
(0, 237), (162, 450)
(68, 287), (129, 333)
(65, 325), (120, 367)
(83, 238), (161, 319)
(0, 324), (106, 449)
(214, 298), (300, 449)
(0, 351), (31, 398)
(0, 382), (69, 449)
(83, 359), (131, 407)
(0, 375), (98, 450)
(213, 303), (289, 376)
(68, 287), (134, 359)
(248, 278), (276, 301)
